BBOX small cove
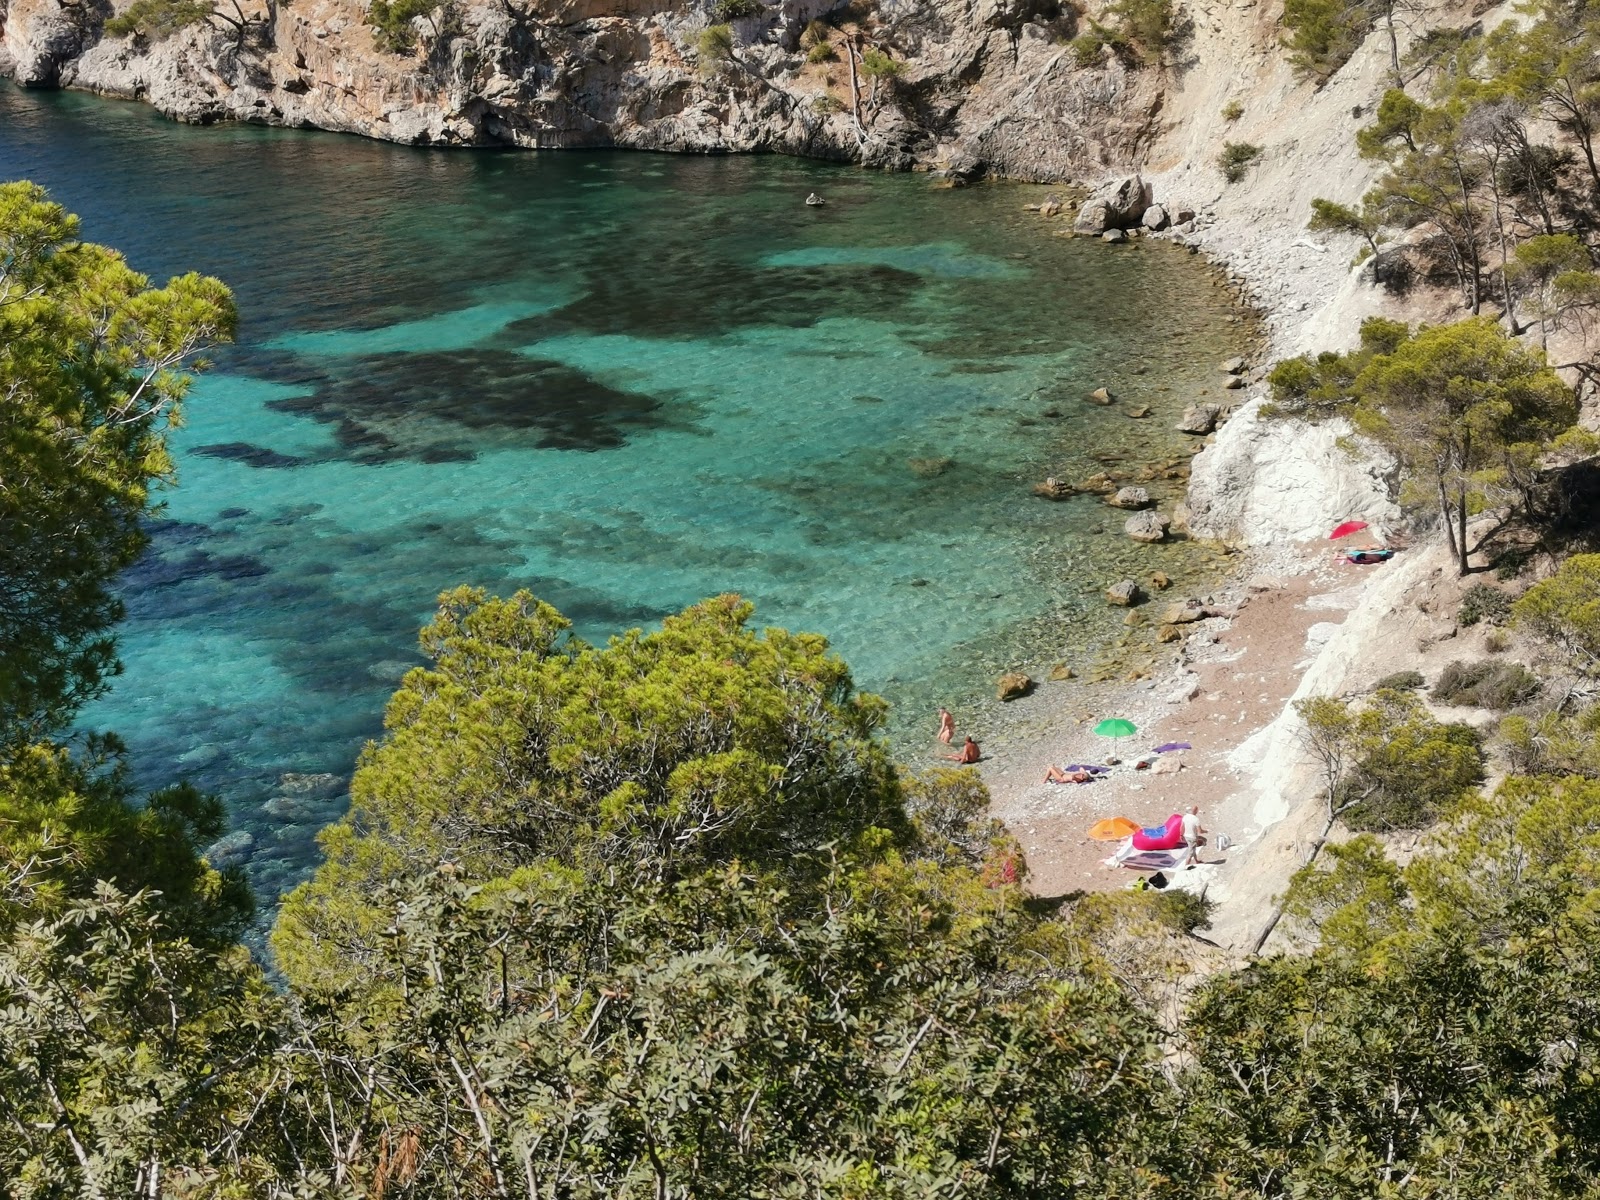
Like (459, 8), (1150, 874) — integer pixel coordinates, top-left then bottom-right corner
(0, 83), (1250, 915)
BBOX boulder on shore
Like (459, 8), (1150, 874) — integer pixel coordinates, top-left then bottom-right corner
(1219, 356), (1246, 374)
(1105, 578), (1142, 606)
(1177, 403), (1222, 435)
(1107, 485), (1151, 510)
(996, 671), (1034, 700)
(1162, 599), (1208, 625)
(1142, 204), (1170, 231)
(1101, 228), (1127, 244)
(1074, 174), (1149, 232)
(1125, 511), (1171, 543)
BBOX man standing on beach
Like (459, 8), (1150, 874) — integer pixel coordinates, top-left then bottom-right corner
(1181, 805), (1207, 863)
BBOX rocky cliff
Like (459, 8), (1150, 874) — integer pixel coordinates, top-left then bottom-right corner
(0, 0), (1177, 179)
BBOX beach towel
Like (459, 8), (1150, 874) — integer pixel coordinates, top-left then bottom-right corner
(1107, 843), (1195, 871)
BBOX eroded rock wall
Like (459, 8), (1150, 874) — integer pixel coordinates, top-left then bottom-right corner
(1, 0), (1174, 178)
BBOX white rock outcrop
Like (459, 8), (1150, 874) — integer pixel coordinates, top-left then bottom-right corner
(1184, 395), (1400, 546)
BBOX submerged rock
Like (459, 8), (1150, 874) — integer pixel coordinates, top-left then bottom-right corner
(1087, 386), (1115, 405)
(1032, 476), (1074, 500)
(1125, 511), (1170, 543)
(204, 830), (256, 869)
(1150, 571), (1171, 590)
(996, 671), (1034, 700)
(1048, 662), (1076, 681)
(1105, 578), (1142, 606)
(278, 771), (342, 796)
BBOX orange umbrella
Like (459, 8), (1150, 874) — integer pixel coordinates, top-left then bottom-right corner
(1089, 816), (1141, 841)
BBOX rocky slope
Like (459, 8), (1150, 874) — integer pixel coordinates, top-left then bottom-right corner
(0, 0), (1176, 177)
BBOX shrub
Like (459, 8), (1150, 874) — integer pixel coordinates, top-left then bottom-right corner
(1105, 0), (1179, 59)
(1485, 628), (1511, 653)
(1222, 99), (1244, 122)
(367, 0), (437, 52)
(1279, 0), (1367, 81)
(1219, 142), (1263, 183)
(1458, 583), (1511, 628)
(811, 93), (844, 113)
(697, 22), (734, 70)
(1373, 670), (1424, 692)
(1149, 888), (1214, 935)
(1432, 659), (1541, 709)
(1071, 31), (1107, 65)
(713, 0), (762, 18)
(807, 39), (835, 62)
(859, 47), (903, 80)
(801, 18), (833, 60)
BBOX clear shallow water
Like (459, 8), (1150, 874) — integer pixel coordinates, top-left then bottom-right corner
(1, 84), (1248, 911)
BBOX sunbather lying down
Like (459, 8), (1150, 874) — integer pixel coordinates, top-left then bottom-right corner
(1043, 765), (1092, 784)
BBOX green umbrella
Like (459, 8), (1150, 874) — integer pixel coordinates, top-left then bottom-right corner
(1094, 717), (1137, 740)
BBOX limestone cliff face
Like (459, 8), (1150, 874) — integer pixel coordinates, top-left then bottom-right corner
(0, 0), (1166, 179)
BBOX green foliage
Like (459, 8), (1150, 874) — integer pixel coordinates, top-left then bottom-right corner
(1179, 774), (1600, 1195)
(1459, 581), (1513, 626)
(712, 0), (762, 20)
(104, 0), (214, 39)
(1346, 317), (1575, 574)
(1279, 0), (1369, 81)
(1222, 99), (1244, 121)
(1373, 668), (1425, 690)
(1265, 314), (1406, 420)
(1356, 86), (1425, 159)
(0, 738), (251, 939)
(274, 589), (906, 992)
(1218, 141), (1263, 183)
(368, 0), (437, 53)
(1513, 552), (1600, 672)
(1296, 689), (1484, 832)
(697, 22), (735, 70)
(1308, 195), (1383, 259)
(0, 182), (235, 743)
(1431, 658), (1541, 708)
(1070, 30), (1108, 66)
(805, 34), (835, 63)
(1148, 886), (1215, 934)
(810, 92), (844, 112)
(858, 46), (903, 79)
(0, 877), (275, 1194)
(1104, 0), (1178, 61)
(1499, 702), (1600, 776)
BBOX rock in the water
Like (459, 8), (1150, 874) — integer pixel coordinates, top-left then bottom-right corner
(1123, 610), (1144, 626)
(1048, 662), (1076, 681)
(1156, 624), (1183, 643)
(1101, 228), (1127, 244)
(262, 795), (319, 821)
(1142, 204), (1169, 230)
(1077, 472), (1117, 493)
(1219, 356), (1246, 374)
(1126, 405), (1150, 419)
(1087, 386), (1115, 405)
(1125, 511), (1170, 543)
(1223, 374), (1246, 390)
(1039, 199), (1062, 217)
(1107, 486), (1151, 510)
(204, 830), (256, 869)
(1105, 578), (1142, 606)
(1150, 571), (1171, 589)
(908, 456), (954, 477)
(1162, 599), (1208, 624)
(278, 772), (342, 796)
(1032, 476), (1074, 500)
(1177, 403), (1221, 435)
(1074, 174), (1149, 231)
(996, 671), (1034, 700)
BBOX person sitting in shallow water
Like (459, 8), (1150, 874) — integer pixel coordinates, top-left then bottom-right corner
(1043, 764), (1092, 784)
(944, 736), (980, 764)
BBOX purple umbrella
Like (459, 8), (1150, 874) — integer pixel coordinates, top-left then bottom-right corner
(1153, 742), (1192, 753)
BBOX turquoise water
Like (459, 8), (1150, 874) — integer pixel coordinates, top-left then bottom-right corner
(0, 84), (1248, 910)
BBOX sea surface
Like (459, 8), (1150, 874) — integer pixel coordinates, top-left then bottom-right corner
(0, 83), (1249, 911)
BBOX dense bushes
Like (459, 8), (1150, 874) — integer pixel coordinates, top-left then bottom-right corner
(1432, 658), (1542, 708)
(1218, 141), (1263, 182)
(1459, 582), (1513, 626)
